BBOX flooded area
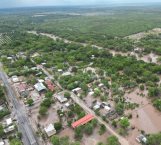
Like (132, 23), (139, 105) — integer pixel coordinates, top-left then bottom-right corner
(125, 88), (161, 145)
(59, 127), (111, 145)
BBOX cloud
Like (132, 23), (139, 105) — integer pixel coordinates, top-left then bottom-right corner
(0, 0), (161, 8)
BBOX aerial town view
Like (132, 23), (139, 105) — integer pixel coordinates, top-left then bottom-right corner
(1, 0), (161, 145)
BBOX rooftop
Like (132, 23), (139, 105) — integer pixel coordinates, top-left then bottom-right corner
(34, 82), (46, 92)
(44, 124), (56, 137)
(72, 114), (94, 128)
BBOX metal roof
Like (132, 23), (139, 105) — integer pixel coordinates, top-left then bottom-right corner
(72, 114), (94, 128)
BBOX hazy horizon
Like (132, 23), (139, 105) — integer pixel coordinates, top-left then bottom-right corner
(1, 0), (161, 8)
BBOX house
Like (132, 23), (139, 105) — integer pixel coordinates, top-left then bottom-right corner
(6, 118), (12, 126)
(88, 91), (94, 96)
(30, 90), (41, 101)
(72, 114), (94, 129)
(44, 124), (56, 137)
(98, 83), (104, 88)
(31, 67), (38, 71)
(41, 63), (46, 66)
(93, 102), (101, 110)
(136, 134), (147, 144)
(5, 118), (12, 126)
(31, 52), (40, 58)
(34, 83), (46, 92)
(11, 76), (19, 83)
(104, 105), (111, 112)
(55, 95), (68, 103)
(16, 52), (26, 59)
(62, 72), (72, 76)
(7, 57), (12, 60)
(37, 79), (45, 83)
(58, 69), (63, 73)
(0, 105), (4, 111)
(4, 125), (15, 133)
(0, 141), (4, 145)
(35, 72), (42, 76)
(72, 87), (82, 94)
(45, 80), (55, 92)
(101, 102), (112, 112)
(16, 83), (29, 97)
(106, 110), (118, 120)
(91, 55), (95, 59)
(65, 102), (71, 108)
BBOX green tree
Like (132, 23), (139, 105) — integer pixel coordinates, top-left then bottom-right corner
(147, 133), (161, 145)
(0, 124), (4, 137)
(84, 123), (93, 135)
(115, 102), (124, 115)
(153, 99), (161, 111)
(27, 98), (34, 106)
(148, 87), (161, 97)
(10, 139), (22, 145)
(64, 92), (71, 99)
(119, 118), (130, 129)
(41, 98), (52, 108)
(45, 91), (53, 98)
(99, 124), (106, 135)
(51, 135), (60, 145)
(139, 85), (145, 91)
(107, 136), (120, 145)
(54, 122), (62, 132)
(39, 106), (48, 116)
(75, 126), (83, 140)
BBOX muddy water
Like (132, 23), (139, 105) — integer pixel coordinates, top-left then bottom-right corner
(125, 88), (161, 145)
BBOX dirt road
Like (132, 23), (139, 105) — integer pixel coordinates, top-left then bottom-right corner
(36, 64), (130, 145)
(28, 31), (159, 64)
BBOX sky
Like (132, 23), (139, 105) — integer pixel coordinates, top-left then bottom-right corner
(1, 0), (161, 8)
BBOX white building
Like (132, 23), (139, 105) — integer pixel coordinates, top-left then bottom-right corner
(34, 83), (46, 92)
(0, 141), (4, 145)
(6, 118), (12, 126)
(93, 102), (101, 110)
(72, 87), (82, 94)
(55, 95), (68, 103)
(11, 76), (19, 83)
(44, 124), (56, 137)
(62, 72), (72, 76)
(4, 125), (15, 133)
(0, 106), (4, 111)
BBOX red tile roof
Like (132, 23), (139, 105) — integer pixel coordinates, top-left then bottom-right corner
(17, 83), (27, 92)
(45, 80), (55, 92)
(72, 114), (94, 128)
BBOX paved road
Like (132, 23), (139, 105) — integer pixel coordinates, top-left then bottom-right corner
(38, 65), (130, 145)
(0, 63), (38, 145)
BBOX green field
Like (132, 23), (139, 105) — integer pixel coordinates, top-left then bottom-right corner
(1, 6), (161, 52)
